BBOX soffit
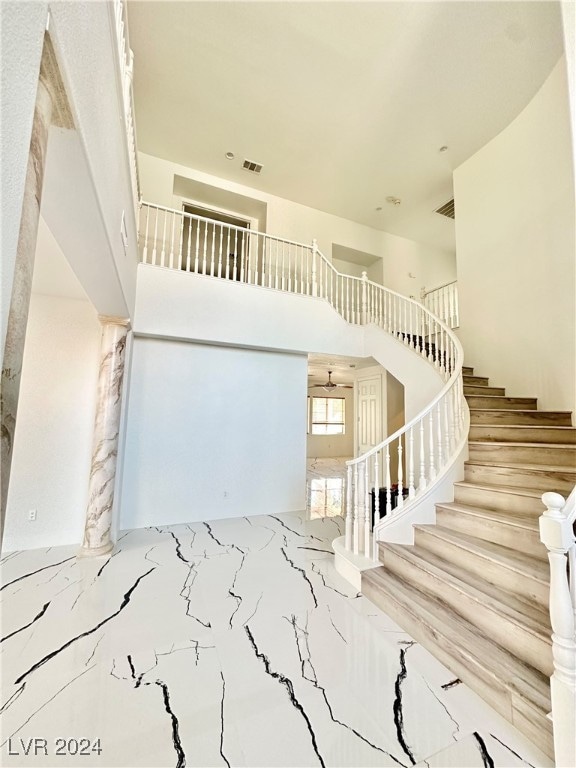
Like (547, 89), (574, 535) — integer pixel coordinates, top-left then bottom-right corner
(128, 1), (563, 252)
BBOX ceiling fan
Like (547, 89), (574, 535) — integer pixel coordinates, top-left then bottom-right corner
(308, 370), (354, 391)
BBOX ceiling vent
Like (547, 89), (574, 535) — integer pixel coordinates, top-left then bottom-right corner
(435, 198), (455, 219)
(242, 159), (263, 174)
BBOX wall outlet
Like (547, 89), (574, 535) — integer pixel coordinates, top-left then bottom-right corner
(28, 509), (37, 521)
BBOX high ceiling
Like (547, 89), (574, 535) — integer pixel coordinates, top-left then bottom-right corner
(128, 1), (563, 252)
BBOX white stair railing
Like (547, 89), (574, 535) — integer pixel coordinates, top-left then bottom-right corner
(540, 487), (576, 768)
(139, 201), (466, 560)
(112, 0), (140, 217)
(345, 316), (464, 559)
(421, 280), (459, 328)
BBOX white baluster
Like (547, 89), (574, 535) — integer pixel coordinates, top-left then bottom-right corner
(177, 213), (184, 270)
(437, 403), (443, 469)
(193, 219), (199, 273)
(353, 464), (359, 555)
(160, 208), (167, 267)
(385, 446), (392, 515)
(142, 204), (150, 263)
(204, 221), (208, 275)
(263, 238), (269, 287)
(346, 280), (350, 323)
(309, 241), (315, 296)
(225, 228), (231, 279)
(169, 210), (175, 269)
(364, 459), (370, 557)
(152, 207), (158, 265)
(361, 271), (368, 325)
(397, 438), (404, 510)
(374, 452), (380, 524)
(241, 230), (247, 282)
(408, 427), (415, 499)
(186, 217), (192, 272)
(345, 464), (353, 550)
(419, 419), (427, 491)
(217, 225), (223, 278)
(443, 396), (451, 457)
(210, 221), (216, 277)
(403, 301), (408, 344)
(429, 412), (436, 480)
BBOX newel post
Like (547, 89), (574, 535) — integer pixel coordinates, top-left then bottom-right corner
(361, 271), (368, 324)
(539, 491), (576, 768)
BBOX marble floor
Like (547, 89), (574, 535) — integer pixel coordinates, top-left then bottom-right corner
(0, 460), (552, 767)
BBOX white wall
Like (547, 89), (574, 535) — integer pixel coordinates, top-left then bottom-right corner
(138, 152), (456, 297)
(307, 386), (354, 458)
(4, 294), (100, 551)
(1, 1), (139, 363)
(120, 339), (308, 528)
(454, 58), (575, 413)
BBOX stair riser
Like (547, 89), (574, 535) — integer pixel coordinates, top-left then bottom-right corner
(414, 528), (549, 608)
(362, 578), (553, 758)
(464, 385), (506, 396)
(463, 376), (489, 386)
(469, 425), (576, 444)
(381, 546), (552, 676)
(435, 507), (547, 561)
(468, 443), (576, 466)
(470, 410), (572, 426)
(462, 367), (474, 376)
(453, 484), (544, 516)
(464, 463), (575, 493)
(465, 396), (537, 410)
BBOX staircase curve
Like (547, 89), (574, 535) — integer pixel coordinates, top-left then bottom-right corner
(138, 201), (468, 561)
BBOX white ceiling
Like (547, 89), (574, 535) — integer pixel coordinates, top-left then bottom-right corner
(128, 1), (563, 252)
(308, 353), (377, 385)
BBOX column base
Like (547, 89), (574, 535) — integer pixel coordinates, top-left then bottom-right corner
(77, 541), (114, 558)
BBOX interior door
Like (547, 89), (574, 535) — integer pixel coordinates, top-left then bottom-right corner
(357, 376), (382, 455)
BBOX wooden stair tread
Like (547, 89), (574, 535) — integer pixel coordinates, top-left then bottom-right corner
(413, 524), (550, 583)
(465, 459), (576, 473)
(381, 541), (551, 638)
(363, 567), (551, 712)
(469, 408), (571, 417)
(465, 395), (536, 402)
(436, 501), (539, 530)
(468, 439), (575, 448)
(453, 480), (543, 499)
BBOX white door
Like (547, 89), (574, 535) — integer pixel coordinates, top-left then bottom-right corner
(357, 376), (382, 455)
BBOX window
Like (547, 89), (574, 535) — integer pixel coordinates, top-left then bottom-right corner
(311, 397), (345, 435)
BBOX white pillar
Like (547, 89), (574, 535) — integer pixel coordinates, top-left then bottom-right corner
(78, 317), (129, 557)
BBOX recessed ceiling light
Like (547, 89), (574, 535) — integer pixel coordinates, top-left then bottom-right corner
(439, 145), (449, 153)
(386, 196), (401, 206)
(225, 152), (235, 160)
(375, 206), (383, 211)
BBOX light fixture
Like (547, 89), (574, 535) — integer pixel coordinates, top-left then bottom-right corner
(386, 196), (401, 206)
(225, 152), (235, 160)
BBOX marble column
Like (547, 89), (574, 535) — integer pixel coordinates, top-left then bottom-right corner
(0, 82), (53, 545)
(1, 33), (74, 546)
(78, 317), (130, 557)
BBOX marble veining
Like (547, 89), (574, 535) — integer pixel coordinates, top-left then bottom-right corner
(1, 78), (53, 542)
(1, 470), (552, 767)
(80, 318), (129, 556)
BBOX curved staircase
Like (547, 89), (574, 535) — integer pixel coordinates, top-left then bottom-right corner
(363, 366), (576, 759)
